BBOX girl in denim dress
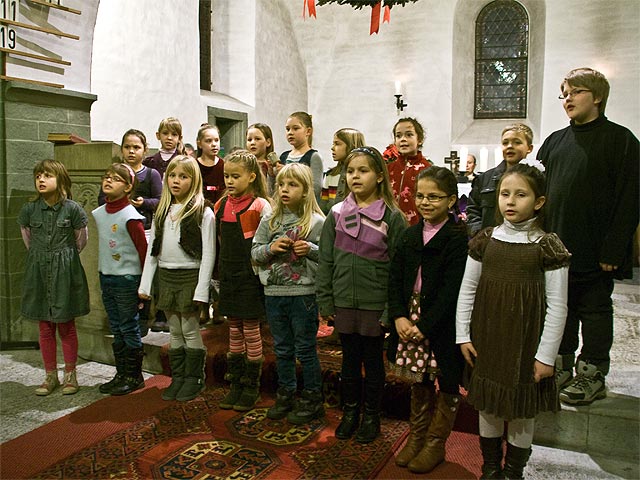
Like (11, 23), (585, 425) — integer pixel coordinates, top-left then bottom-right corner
(18, 160), (90, 396)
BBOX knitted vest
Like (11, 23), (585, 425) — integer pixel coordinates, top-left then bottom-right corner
(92, 204), (144, 275)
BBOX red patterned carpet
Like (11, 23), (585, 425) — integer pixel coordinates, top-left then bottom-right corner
(0, 377), (482, 479)
(1, 323), (483, 479)
(1, 379), (409, 479)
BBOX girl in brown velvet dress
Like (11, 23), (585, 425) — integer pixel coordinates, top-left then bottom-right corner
(456, 163), (571, 479)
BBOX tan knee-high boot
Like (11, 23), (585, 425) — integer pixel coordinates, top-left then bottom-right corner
(408, 391), (461, 473)
(395, 383), (436, 467)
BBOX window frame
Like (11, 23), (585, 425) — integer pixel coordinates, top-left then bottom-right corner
(474, 0), (529, 119)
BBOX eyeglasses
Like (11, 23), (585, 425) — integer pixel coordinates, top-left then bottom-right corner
(415, 193), (450, 203)
(102, 175), (125, 183)
(558, 88), (591, 100)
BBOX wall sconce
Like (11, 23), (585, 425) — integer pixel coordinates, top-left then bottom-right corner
(394, 81), (407, 112)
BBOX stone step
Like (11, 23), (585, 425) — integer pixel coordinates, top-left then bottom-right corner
(535, 389), (639, 462)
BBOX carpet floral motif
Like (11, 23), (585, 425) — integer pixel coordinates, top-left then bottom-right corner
(31, 388), (408, 480)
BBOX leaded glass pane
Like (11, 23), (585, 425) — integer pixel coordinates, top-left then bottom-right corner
(475, 1), (529, 118)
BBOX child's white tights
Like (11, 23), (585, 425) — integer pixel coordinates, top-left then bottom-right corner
(479, 410), (534, 449)
(167, 312), (205, 350)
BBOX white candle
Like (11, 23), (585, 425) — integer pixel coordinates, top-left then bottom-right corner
(460, 147), (469, 169)
(395, 81), (402, 95)
(494, 146), (503, 167)
(479, 147), (488, 172)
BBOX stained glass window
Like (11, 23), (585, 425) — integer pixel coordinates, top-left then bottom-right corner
(475, 1), (529, 118)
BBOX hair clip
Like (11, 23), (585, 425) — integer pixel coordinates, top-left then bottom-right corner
(520, 158), (545, 172)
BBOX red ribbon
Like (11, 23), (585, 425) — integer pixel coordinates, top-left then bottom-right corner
(370, 2), (381, 35)
(303, 0), (316, 19)
(383, 4), (391, 23)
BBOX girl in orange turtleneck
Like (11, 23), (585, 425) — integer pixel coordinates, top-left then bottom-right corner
(386, 117), (433, 225)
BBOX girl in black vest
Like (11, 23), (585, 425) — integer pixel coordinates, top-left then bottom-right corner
(139, 155), (215, 402)
(278, 112), (323, 202)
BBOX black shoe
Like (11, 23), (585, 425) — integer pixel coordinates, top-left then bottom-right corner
(99, 373), (123, 394)
(355, 410), (380, 444)
(480, 436), (505, 479)
(100, 343), (126, 394)
(287, 390), (325, 425)
(267, 387), (295, 420)
(335, 403), (360, 439)
(503, 443), (531, 479)
(150, 320), (169, 332)
(110, 347), (145, 396)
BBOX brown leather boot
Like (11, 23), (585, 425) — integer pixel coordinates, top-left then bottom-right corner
(408, 392), (461, 473)
(395, 383), (436, 467)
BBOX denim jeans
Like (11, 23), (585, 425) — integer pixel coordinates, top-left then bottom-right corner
(100, 273), (142, 349)
(265, 295), (322, 392)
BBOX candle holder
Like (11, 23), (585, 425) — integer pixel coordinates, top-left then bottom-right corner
(395, 94), (407, 112)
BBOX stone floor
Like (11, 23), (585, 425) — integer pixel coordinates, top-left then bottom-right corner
(0, 276), (638, 479)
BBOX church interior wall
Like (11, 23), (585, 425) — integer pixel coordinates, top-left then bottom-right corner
(539, 1), (640, 144)
(4, 1), (636, 167)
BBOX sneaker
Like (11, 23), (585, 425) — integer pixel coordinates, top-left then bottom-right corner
(35, 371), (60, 396)
(267, 387), (295, 420)
(555, 369), (573, 390)
(559, 361), (606, 405)
(287, 389), (325, 425)
(62, 370), (79, 395)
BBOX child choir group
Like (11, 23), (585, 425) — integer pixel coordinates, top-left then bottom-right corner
(19, 67), (637, 479)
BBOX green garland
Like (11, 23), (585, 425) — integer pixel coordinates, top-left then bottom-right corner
(316, 0), (419, 9)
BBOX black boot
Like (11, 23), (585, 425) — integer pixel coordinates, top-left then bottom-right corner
(267, 387), (296, 420)
(110, 346), (145, 396)
(234, 357), (263, 411)
(162, 347), (186, 401)
(503, 443), (531, 479)
(355, 376), (383, 444)
(138, 299), (151, 338)
(287, 389), (325, 425)
(100, 342), (126, 394)
(480, 436), (505, 479)
(219, 353), (245, 409)
(335, 379), (361, 440)
(176, 348), (206, 401)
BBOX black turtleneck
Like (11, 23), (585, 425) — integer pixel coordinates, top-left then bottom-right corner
(538, 115), (639, 278)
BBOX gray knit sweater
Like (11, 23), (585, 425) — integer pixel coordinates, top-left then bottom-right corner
(251, 209), (325, 296)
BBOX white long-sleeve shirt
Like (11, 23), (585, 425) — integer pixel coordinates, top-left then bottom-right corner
(139, 204), (216, 303)
(455, 220), (569, 366)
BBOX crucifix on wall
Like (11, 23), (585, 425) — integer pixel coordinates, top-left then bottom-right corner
(444, 150), (460, 175)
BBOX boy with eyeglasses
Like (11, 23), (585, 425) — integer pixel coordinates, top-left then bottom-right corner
(538, 67), (639, 405)
(466, 123), (534, 236)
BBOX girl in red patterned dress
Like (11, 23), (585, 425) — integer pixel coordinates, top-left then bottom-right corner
(386, 117), (433, 225)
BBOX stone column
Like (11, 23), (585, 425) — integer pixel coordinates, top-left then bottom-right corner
(0, 80), (96, 347)
(53, 142), (121, 364)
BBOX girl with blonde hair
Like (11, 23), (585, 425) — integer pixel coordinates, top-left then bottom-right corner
(252, 164), (326, 423)
(139, 155), (215, 402)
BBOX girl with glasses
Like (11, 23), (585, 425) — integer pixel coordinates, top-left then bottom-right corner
(94, 162), (148, 396)
(388, 166), (468, 474)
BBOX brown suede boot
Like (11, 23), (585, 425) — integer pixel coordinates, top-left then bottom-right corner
(395, 383), (436, 467)
(408, 392), (461, 474)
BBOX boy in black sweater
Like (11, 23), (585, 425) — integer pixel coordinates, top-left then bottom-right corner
(538, 67), (639, 405)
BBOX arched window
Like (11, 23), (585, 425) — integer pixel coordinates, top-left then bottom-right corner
(474, 0), (529, 119)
